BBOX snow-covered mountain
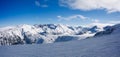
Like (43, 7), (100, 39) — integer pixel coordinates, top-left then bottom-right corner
(94, 24), (120, 37)
(0, 24), (120, 57)
(0, 24), (110, 46)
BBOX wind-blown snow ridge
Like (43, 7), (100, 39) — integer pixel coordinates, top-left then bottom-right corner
(0, 24), (112, 46)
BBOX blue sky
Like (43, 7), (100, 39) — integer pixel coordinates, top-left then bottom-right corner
(0, 0), (120, 27)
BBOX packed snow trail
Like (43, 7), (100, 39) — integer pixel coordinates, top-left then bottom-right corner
(0, 32), (120, 57)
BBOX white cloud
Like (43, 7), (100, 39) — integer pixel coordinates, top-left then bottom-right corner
(35, 0), (48, 7)
(85, 20), (120, 28)
(35, 1), (40, 6)
(60, 0), (120, 13)
(89, 22), (114, 27)
(109, 21), (120, 24)
(57, 15), (88, 21)
(57, 15), (120, 27)
(92, 19), (100, 23)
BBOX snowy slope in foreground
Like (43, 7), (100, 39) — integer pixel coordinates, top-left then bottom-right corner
(0, 24), (120, 57)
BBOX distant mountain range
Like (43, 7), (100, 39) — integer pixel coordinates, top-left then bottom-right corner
(0, 24), (118, 46)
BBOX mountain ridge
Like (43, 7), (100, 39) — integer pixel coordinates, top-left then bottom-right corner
(0, 24), (116, 46)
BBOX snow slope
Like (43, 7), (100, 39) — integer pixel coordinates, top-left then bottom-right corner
(0, 24), (119, 57)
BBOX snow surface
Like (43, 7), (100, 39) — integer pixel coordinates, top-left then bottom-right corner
(0, 29), (120, 57)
